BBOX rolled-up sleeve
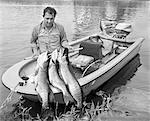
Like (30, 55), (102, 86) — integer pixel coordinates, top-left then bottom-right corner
(58, 24), (68, 46)
(30, 26), (39, 45)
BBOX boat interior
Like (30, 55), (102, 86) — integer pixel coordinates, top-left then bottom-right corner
(69, 35), (131, 79)
(19, 35), (132, 81)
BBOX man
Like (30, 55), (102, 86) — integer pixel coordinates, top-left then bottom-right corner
(30, 7), (73, 56)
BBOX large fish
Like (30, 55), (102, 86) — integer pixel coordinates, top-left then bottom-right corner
(48, 49), (74, 105)
(34, 51), (54, 111)
(57, 47), (83, 108)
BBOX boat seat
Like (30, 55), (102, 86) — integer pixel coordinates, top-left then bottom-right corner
(70, 54), (94, 69)
(102, 40), (118, 56)
(70, 41), (103, 69)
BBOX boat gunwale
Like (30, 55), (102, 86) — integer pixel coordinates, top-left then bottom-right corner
(1, 34), (144, 96)
(78, 37), (144, 86)
(69, 33), (134, 46)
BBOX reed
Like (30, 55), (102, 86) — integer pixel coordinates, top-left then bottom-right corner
(0, 89), (145, 121)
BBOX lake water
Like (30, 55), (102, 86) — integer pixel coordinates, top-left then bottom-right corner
(0, 0), (150, 112)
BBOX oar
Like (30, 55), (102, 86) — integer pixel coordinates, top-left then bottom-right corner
(24, 55), (38, 60)
(69, 47), (83, 52)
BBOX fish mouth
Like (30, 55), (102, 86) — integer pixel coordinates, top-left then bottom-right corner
(63, 48), (69, 57)
(58, 47), (68, 57)
(49, 47), (69, 64)
(47, 51), (51, 60)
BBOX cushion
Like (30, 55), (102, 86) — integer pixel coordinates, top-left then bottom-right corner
(79, 41), (103, 60)
(70, 55), (94, 68)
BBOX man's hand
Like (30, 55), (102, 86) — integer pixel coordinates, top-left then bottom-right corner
(31, 44), (41, 58)
(66, 45), (75, 51)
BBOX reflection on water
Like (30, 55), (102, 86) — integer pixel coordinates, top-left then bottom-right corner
(73, 6), (100, 40)
(72, 0), (146, 40)
(0, 0), (73, 5)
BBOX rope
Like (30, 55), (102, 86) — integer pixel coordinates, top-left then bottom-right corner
(0, 82), (20, 110)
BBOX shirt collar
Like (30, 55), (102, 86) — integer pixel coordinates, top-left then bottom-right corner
(41, 21), (56, 30)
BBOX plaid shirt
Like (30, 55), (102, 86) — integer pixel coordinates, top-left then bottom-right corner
(30, 22), (68, 53)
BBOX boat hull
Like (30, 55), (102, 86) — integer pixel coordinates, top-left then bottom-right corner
(81, 40), (142, 96)
(2, 34), (144, 104)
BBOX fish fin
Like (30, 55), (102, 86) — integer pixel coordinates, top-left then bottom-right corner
(34, 64), (39, 76)
(35, 86), (43, 103)
(37, 93), (42, 103)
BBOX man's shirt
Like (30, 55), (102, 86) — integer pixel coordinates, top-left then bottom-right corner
(30, 22), (68, 53)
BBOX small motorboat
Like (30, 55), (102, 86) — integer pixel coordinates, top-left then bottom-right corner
(2, 33), (144, 104)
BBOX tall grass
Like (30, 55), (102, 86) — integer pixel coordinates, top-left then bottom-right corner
(0, 90), (112, 121)
(0, 88), (147, 121)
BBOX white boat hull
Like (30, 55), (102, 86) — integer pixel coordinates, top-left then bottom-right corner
(2, 34), (144, 104)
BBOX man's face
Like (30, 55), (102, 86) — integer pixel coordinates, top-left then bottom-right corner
(43, 12), (55, 28)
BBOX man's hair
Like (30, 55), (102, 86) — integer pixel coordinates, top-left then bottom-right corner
(43, 7), (57, 17)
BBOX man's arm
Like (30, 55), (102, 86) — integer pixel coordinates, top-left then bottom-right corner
(58, 24), (74, 50)
(30, 26), (38, 46)
(30, 26), (41, 56)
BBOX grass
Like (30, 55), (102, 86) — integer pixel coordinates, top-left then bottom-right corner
(0, 89), (149, 121)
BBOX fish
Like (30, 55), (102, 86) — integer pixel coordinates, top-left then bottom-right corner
(57, 47), (83, 109)
(34, 51), (54, 111)
(48, 49), (74, 105)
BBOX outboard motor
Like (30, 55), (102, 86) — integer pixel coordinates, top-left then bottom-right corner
(113, 23), (132, 39)
(100, 19), (132, 39)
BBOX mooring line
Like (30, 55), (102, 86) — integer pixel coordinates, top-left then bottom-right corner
(0, 82), (20, 110)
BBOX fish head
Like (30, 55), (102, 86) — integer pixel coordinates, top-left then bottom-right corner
(49, 48), (61, 68)
(37, 51), (51, 68)
(57, 47), (69, 64)
(50, 49), (58, 63)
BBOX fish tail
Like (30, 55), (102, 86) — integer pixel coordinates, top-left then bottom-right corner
(49, 91), (55, 102)
(38, 91), (49, 110)
(76, 100), (82, 109)
(42, 102), (49, 110)
(73, 95), (82, 108)
(63, 94), (74, 105)
(72, 90), (83, 108)
(63, 96), (70, 105)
